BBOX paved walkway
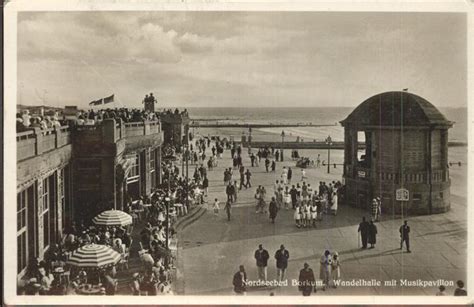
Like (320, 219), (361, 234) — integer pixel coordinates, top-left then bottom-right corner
(177, 142), (467, 296)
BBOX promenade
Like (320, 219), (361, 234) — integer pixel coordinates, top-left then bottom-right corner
(176, 141), (467, 296)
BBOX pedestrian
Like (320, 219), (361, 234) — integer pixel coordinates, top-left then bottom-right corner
(330, 252), (341, 288)
(232, 180), (238, 202)
(265, 158), (270, 172)
(271, 160), (276, 172)
(310, 201), (318, 228)
(269, 197), (278, 223)
(250, 153), (256, 167)
(303, 201), (311, 228)
(284, 186), (291, 210)
(371, 198), (378, 221)
(254, 244), (269, 282)
(399, 220), (411, 253)
(275, 150), (280, 162)
(300, 168), (306, 181)
(226, 182), (233, 202)
(290, 185), (298, 209)
(316, 196), (323, 221)
(287, 167), (292, 184)
(202, 177), (209, 197)
(368, 220), (377, 248)
(213, 198), (220, 216)
(232, 265), (247, 295)
(244, 169), (252, 188)
(224, 200), (232, 221)
(298, 263), (316, 296)
(319, 250), (332, 290)
(239, 172), (245, 190)
(358, 217), (370, 249)
(454, 280), (467, 296)
(331, 191), (338, 216)
(294, 205), (301, 228)
(274, 245), (289, 282)
(436, 285), (446, 296)
(376, 197), (382, 220)
(281, 167), (288, 185)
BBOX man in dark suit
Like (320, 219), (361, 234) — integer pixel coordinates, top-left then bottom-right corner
(254, 244), (270, 281)
(358, 217), (370, 249)
(232, 265), (248, 295)
(399, 220), (411, 253)
(275, 245), (290, 282)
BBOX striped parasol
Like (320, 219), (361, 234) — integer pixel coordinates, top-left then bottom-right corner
(67, 244), (121, 268)
(92, 209), (133, 226)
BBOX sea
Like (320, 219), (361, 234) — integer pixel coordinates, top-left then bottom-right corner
(187, 107), (467, 143)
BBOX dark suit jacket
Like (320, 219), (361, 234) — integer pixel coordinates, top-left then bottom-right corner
(254, 249), (270, 267)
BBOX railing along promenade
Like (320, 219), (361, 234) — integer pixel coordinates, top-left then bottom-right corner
(17, 120), (161, 161)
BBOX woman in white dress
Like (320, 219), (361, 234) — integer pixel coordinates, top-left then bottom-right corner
(294, 206), (301, 228)
(331, 192), (338, 216)
(284, 187), (291, 210)
(310, 202), (318, 228)
(304, 201), (311, 228)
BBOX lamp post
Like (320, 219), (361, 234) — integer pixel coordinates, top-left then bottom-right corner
(281, 130), (285, 162)
(325, 135), (332, 174)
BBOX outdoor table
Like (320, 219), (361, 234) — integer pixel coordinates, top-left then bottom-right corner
(76, 284), (104, 295)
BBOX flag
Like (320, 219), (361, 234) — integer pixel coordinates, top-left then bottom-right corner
(103, 94), (114, 104)
(89, 99), (103, 106)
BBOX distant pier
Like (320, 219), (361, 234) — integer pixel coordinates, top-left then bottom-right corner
(236, 141), (466, 150)
(189, 121), (337, 128)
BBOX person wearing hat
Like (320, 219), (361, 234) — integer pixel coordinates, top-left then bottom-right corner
(232, 265), (248, 295)
(254, 244), (270, 281)
(298, 263), (316, 296)
(274, 245), (290, 282)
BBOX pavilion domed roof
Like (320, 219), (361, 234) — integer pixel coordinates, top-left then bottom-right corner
(340, 91), (453, 127)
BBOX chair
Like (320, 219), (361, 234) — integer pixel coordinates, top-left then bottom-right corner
(118, 251), (129, 271)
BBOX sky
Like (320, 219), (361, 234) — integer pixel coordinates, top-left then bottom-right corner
(17, 11), (467, 109)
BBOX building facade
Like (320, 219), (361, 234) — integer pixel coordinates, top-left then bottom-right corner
(340, 91), (452, 215)
(16, 119), (163, 279)
(160, 112), (190, 152)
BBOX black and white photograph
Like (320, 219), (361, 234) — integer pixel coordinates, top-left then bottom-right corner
(4, 1), (472, 304)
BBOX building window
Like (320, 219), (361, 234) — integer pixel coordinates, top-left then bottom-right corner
(17, 190), (28, 274)
(413, 193), (422, 201)
(41, 178), (50, 250)
(439, 192), (444, 199)
(127, 155), (140, 183)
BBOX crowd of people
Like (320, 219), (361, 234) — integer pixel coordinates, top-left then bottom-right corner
(16, 107), (190, 133)
(22, 222), (133, 295)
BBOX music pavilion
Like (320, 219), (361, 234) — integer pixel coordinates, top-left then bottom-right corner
(340, 91), (453, 215)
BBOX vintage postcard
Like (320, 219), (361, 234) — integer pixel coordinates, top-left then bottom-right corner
(3, 0), (473, 305)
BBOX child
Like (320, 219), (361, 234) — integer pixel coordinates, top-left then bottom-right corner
(213, 198), (220, 216)
(294, 206), (301, 228)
